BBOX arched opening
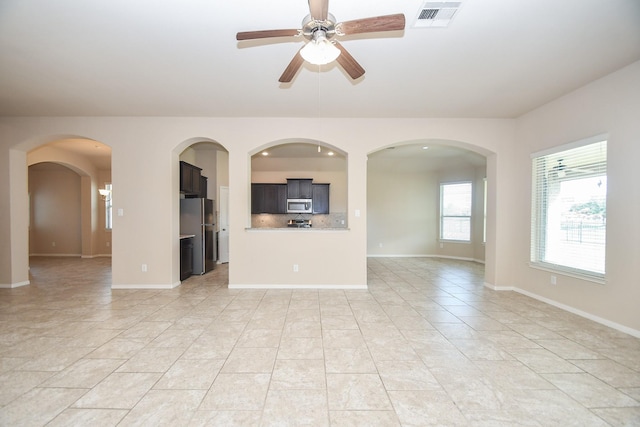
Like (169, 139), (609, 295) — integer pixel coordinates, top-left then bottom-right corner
(367, 139), (490, 264)
(249, 140), (348, 229)
(26, 138), (112, 282)
(175, 139), (229, 281)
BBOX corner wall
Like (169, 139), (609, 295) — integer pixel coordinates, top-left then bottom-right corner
(512, 60), (640, 334)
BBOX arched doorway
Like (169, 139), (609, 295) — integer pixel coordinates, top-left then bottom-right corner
(27, 138), (112, 274)
(367, 140), (489, 263)
(175, 139), (229, 280)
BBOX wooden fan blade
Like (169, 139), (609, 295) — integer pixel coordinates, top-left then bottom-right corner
(308, 0), (329, 21)
(334, 42), (365, 80)
(279, 49), (305, 83)
(337, 13), (405, 36)
(236, 29), (299, 41)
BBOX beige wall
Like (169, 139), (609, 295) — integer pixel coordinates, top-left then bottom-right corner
(1, 61), (638, 332)
(0, 117), (509, 292)
(367, 169), (438, 256)
(29, 163), (82, 256)
(367, 162), (486, 261)
(509, 60), (640, 334)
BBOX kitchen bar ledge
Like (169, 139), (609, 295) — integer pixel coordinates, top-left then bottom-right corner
(245, 227), (349, 232)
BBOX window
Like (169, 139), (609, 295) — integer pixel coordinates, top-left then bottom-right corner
(531, 137), (607, 280)
(483, 178), (487, 244)
(440, 182), (472, 241)
(104, 183), (113, 230)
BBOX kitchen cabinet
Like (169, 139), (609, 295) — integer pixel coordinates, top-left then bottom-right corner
(312, 183), (330, 214)
(252, 184), (287, 214)
(287, 179), (313, 199)
(179, 161), (202, 195)
(180, 236), (194, 280)
(199, 175), (208, 198)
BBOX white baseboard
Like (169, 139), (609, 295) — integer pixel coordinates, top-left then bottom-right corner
(0, 280), (30, 289)
(486, 283), (640, 339)
(29, 253), (81, 257)
(368, 254), (485, 264)
(484, 282), (514, 291)
(229, 283), (368, 290)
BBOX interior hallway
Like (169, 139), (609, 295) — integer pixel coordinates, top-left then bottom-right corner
(0, 256), (639, 425)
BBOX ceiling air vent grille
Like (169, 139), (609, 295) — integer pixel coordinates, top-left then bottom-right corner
(414, 2), (462, 28)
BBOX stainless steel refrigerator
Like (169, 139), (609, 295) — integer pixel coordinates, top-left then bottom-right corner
(180, 198), (215, 275)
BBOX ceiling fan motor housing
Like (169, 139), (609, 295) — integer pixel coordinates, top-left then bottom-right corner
(301, 13), (337, 40)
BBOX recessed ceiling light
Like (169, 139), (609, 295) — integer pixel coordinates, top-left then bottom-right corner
(261, 151), (268, 156)
(422, 146), (429, 150)
(328, 151), (334, 156)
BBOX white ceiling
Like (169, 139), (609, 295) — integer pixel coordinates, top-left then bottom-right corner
(1, 0), (639, 118)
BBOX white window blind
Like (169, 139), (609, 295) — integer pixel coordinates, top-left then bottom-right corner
(440, 182), (472, 241)
(530, 137), (607, 280)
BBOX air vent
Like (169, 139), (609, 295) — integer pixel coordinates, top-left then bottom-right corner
(414, 2), (462, 28)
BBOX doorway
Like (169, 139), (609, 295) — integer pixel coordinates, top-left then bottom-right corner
(27, 138), (112, 270)
(367, 141), (487, 262)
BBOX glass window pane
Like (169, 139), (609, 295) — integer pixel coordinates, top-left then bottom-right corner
(440, 182), (472, 241)
(530, 138), (606, 278)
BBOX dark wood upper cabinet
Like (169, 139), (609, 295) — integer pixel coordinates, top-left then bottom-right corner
(199, 175), (208, 198)
(180, 161), (202, 196)
(252, 184), (287, 214)
(251, 179), (329, 215)
(287, 179), (313, 199)
(312, 183), (330, 214)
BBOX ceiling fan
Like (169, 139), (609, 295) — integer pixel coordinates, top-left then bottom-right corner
(236, 0), (405, 83)
(550, 159), (597, 178)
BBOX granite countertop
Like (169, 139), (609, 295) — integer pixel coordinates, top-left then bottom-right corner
(246, 227), (349, 232)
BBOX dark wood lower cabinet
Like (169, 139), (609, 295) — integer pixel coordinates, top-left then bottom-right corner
(180, 237), (194, 280)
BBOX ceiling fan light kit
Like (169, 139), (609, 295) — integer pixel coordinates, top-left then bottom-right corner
(300, 30), (340, 65)
(236, 0), (405, 83)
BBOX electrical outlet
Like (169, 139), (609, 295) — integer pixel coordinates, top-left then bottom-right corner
(440, 242), (444, 248)
(379, 243), (383, 248)
(550, 275), (557, 285)
(141, 264), (148, 272)
(52, 241), (56, 247)
(293, 264), (299, 272)
(106, 242), (110, 247)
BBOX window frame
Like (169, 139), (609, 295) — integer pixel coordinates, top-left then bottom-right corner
(104, 183), (113, 231)
(439, 181), (473, 242)
(530, 135), (607, 283)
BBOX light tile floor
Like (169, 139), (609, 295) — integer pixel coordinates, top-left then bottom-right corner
(1, 256), (639, 426)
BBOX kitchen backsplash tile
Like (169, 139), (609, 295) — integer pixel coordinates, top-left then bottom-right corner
(251, 213), (347, 229)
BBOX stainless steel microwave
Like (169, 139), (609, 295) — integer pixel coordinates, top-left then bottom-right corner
(287, 199), (312, 214)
